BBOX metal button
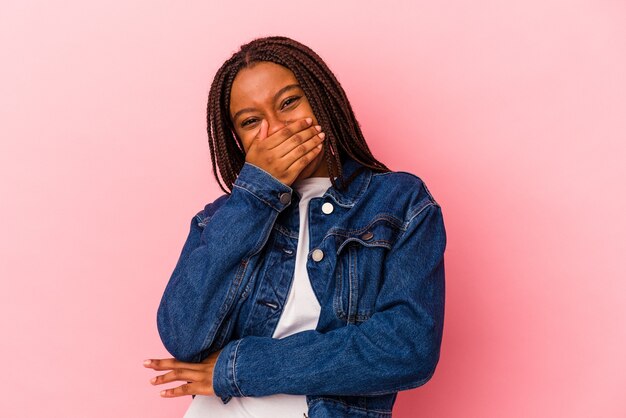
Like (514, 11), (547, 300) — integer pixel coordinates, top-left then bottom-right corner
(321, 202), (334, 214)
(361, 231), (374, 241)
(279, 192), (291, 204)
(311, 248), (324, 262)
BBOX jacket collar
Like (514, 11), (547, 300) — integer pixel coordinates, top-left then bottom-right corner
(324, 155), (372, 208)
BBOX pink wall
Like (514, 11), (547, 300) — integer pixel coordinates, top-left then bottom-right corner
(1, 1), (625, 417)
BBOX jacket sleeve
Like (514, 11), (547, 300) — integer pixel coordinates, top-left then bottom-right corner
(212, 200), (446, 398)
(156, 162), (293, 363)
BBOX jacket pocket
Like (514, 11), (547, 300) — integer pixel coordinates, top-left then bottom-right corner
(333, 217), (401, 325)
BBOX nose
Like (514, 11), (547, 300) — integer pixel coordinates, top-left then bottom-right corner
(267, 113), (290, 136)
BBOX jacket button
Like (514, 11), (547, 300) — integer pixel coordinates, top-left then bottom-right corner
(311, 248), (324, 262)
(361, 231), (373, 241)
(321, 202), (334, 214)
(279, 192), (291, 204)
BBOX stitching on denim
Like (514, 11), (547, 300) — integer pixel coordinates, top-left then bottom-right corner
(347, 247), (353, 324)
(333, 267), (371, 322)
(337, 239), (393, 255)
(356, 167), (373, 204)
(231, 339), (245, 397)
(373, 170), (440, 213)
(328, 214), (403, 236)
(348, 245), (357, 324)
(325, 193), (355, 208)
(381, 169), (424, 184)
(195, 210), (214, 228)
(232, 183), (281, 212)
(325, 169), (371, 207)
(194, 195), (229, 227)
(308, 397), (392, 415)
(241, 162), (290, 191)
(405, 202), (437, 227)
(355, 313), (371, 321)
(334, 258), (346, 319)
(199, 259), (248, 354)
(273, 223), (298, 239)
(194, 213), (206, 227)
(420, 179), (439, 206)
(332, 216), (403, 255)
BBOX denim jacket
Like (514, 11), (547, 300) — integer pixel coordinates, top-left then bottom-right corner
(157, 155), (446, 417)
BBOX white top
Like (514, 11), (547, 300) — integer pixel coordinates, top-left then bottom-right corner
(184, 176), (333, 418)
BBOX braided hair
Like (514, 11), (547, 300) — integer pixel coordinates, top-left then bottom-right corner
(207, 35), (390, 194)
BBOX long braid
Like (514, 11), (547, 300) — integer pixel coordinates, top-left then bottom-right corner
(275, 40), (380, 166)
(207, 65), (230, 194)
(219, 66), (245, 187)
(272, 39), (387, 176)
(278, 44), (383, 188)
(205, 36), (390, 193)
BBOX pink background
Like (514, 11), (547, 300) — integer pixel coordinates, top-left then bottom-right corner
(1, 1), (625, 417)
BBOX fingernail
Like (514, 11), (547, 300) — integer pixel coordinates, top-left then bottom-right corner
(143, 359), (151, 366)
(317, 144), (323, 149)
(314, 125), (322, 132)
(305, 117), (312, 125)
(150, 377), (156, 384)
(318, 132), (325, 139)
(160, 390), (166, 397)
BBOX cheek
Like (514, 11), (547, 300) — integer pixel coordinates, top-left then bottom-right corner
(243, 137), (254, 153)
(292, 103), (318, 125)
(235, 131), (254, 153)
(283, 95), (315, 119)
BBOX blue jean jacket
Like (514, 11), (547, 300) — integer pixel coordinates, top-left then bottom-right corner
(157, 156), (446, 417)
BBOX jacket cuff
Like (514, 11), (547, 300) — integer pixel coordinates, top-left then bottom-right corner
(213, 338), (245, 399)
(233, 162), (293, 212)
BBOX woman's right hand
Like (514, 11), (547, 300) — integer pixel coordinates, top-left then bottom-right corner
(244, 117), (326, 187)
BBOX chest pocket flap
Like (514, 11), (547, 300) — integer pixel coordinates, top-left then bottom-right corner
(335, 216), (402, 255)
(332, 216), (402, 324)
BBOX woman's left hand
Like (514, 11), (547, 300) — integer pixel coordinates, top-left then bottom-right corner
(144, 349), (222, 397)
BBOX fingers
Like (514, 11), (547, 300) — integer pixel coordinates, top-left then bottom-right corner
(286, 138), (325, 174)
(143, 358), (203, 371)
(159, 382), (214, 398)
(255, 119), (269, 141)
(262, 117), (313, 149)
(262, 119), (325, 175)
(274, 125), (325, 158)
(160, 383), (193, 398)
(145, 358), (215, 397)
(243, 116), (325, 186)
(151, 368), (206, 386)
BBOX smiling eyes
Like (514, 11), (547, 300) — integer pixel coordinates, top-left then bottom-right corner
(281, 96), (300, 109)
(240, 96), (302, 128)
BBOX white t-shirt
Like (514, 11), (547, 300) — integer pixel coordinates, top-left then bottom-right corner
(184, 176), (333, 418)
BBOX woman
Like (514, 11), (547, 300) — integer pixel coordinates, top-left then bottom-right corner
(144, 35), (447, 418)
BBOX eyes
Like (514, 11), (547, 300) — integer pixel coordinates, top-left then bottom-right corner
(240, 96), (302, 128)
(281, 96), (299, 109)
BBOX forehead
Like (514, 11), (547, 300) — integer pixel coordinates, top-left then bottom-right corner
(229, 61), (298, 109)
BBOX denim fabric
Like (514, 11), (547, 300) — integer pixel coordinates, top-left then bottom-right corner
(157, 156), (447, 417)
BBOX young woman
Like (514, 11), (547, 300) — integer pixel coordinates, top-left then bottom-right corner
(144, 36), (447, 418)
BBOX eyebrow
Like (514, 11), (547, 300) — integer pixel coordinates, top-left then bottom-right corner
(231, 83), (302, 122)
